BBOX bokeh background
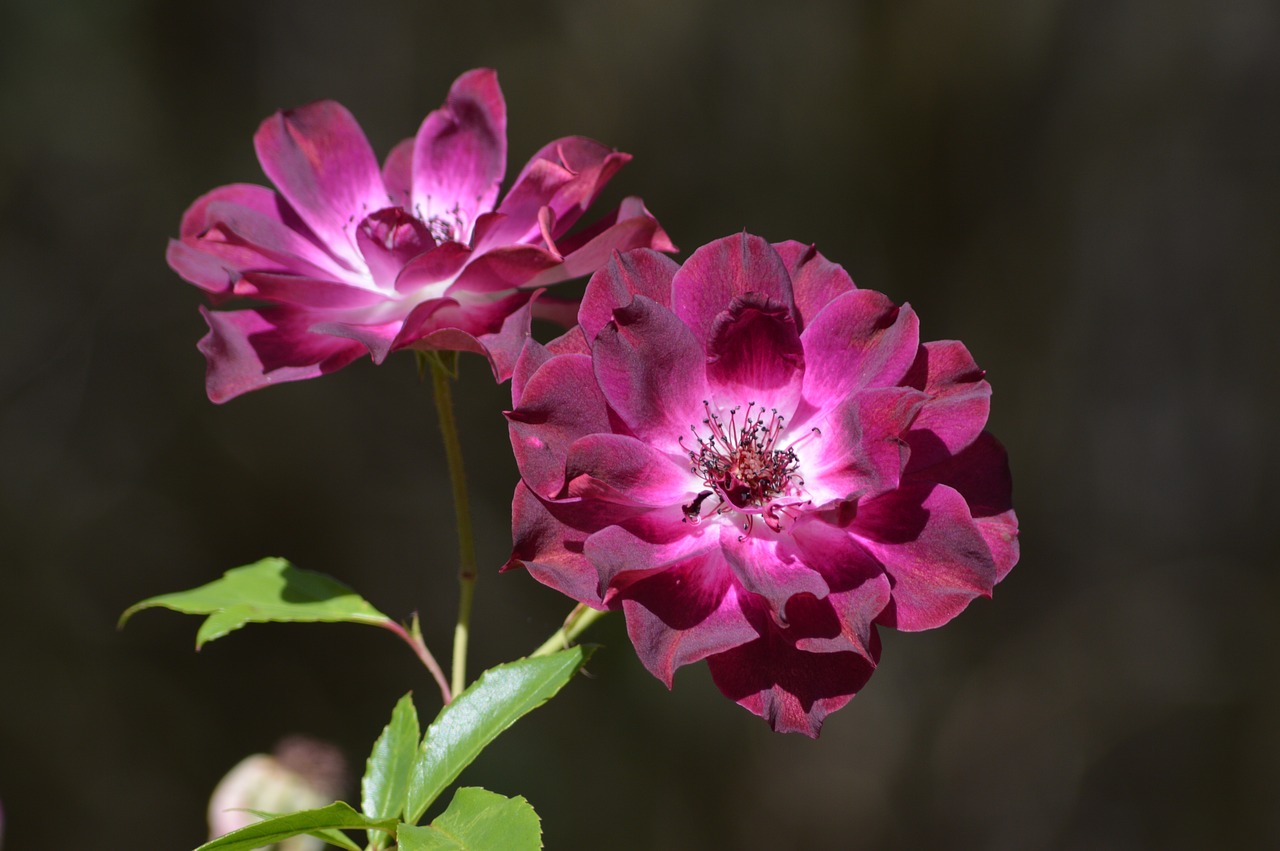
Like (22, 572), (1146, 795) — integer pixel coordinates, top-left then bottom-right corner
(2, 0), (1277, 848)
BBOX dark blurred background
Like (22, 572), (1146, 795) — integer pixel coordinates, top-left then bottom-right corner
(2, 0), (1277, 848)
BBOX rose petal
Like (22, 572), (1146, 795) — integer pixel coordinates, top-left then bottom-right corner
(802, 386), (926, 503)
(706, 601), (880, 737)
(411, 68), (506, 227)
(772, 240), (857, 331)
(705, 294), (805, 416)
(719, 526), (830, 618)
(799, 290), (920, 414)
(506, 482), (604, 606)
(620, 558), (757, 686)
(851, 483), (997, 631)
(254, 101), (386, 270)
(592, 295), (711, 454)
(902, 340), (991, 470)
(522, 197), (675, 289)
(507, 353), (612, 498)
(198, 307), (364, 403)
(579, 248), (679, 342)
(670, 233), (795, 345)
(565, 433), (696, 507)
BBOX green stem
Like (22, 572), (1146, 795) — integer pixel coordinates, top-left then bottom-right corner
(430, 355), (478, 700)
(530, 603), (609, 657)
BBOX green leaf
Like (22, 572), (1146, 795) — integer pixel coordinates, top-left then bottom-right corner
(195, 801), (396, 851)
(240, 811), (363, 851)
(404, 647), (591, 824)
(398, 788), (542, 850)
(119, 557), (390, 648)
(363, 692), (421, 849)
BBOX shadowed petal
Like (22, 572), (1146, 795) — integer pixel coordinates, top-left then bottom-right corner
(198, 307), (364, 403)
(506, 482), (604, 607)
(902, 340), (991, 470)
(586, 517), (719, 594)
(707, 601), (880, 737)
(621, 557), (757, 686)
(510, 136), (630, 236)
(523, 197), (675, 289)
(906, 431), (1019, 582)
(852, 483), (997, 631)
(507, 353), (612, 499)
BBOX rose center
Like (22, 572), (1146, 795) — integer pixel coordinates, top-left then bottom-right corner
(680, 401), (808, 533)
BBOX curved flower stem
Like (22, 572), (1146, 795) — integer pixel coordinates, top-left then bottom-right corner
(530, 603), (609, 658)
(380, 617), (451, 704)
(429, 355), (479, 700)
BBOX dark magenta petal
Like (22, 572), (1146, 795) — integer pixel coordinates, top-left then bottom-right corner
(409, 292), (534, 382)
(198, 307), (364, 403)
(803, 386), (927, 503)
(718, 526), (830, 618)
(411, 68), (506, 226)
(528, 294), (580, 328)
(786, 521), (892, 657)
(799, 290), (920, 410)
(235, 272), (388, 309)
(354, 207), (435, 288)
(166, 240), (251, 298)
(476, 159), (574, 249)
(253, 101), (387, 270)
(507, 353), (612, 499)
(448, 245), (562, 294)
(565, 433), (695, 507)
(904, 430), (1019, 582)
(308, 319), (401, 364)
(772, 241), (857, 332)
(506, 482), (604, 607)
(902, 340), (991, 471)
(670, 233), (795, 345)
(522, 197), (675, 290)
(586, 518), (719, 594)
(592, 295), (711, 454)
(507, 136), (630, 236)
(620, 557), (757, 686)
(852, 483), (997, 632)
(381, 138), (414, 210)
(579, 248), (679, 342)
(705, 293), (805, 416)
(706, 603), (880, 737)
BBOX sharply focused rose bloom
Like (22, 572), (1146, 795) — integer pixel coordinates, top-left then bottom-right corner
(168, 68), (672, 401)
(506, 234), (1018, 735)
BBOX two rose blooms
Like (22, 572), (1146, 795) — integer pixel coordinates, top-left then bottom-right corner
(168, 68), (1019, 736)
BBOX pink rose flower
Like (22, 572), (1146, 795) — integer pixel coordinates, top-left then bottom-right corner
(168, 68), (672, 401)
(506, 234), (1019, 735)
